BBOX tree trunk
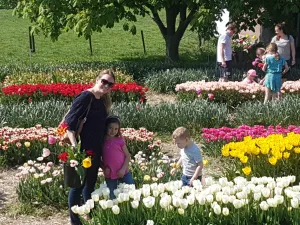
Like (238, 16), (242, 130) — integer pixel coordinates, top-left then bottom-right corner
(165, 35), (180, 63)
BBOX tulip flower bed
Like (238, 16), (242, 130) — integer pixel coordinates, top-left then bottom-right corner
(73, 175), (300, 225)
(201, 125), (300, 157)
(221, 133), (300, 181)
(1, 83), (148, 103)
(175, 81), (300, 106)
(15, 149), (182, 208)
(0, 126), (159, 167)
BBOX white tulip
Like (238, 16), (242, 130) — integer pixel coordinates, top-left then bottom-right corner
(274, 187), (283, 196)
(187, 194), (195, 205)
(114, 189), (121, 198)
(206, 194), (214, 203)
(143, 196), (155, 208)
(253, 192), (262, 201)
(158, 183), (165, 193)
(221, 195), (229, 204)
(102, 187), (110, 198)
(112, 205), (120, 215)
(83, 205), (90, 214)
(178, 208), (184, 215)
(99, 200), (108, 210)
(236, 191), (247, 200)
(233, 199), (243, 209)
(153, 190), (160, 197)
(216, 192), (223, 202)
(77, 206), (85, 216)
(146, 220), (154, 225)
(222, 187), (231, 195)
(71, 205), (79, 214)
(131, 200), (139, 209)
(86, 199), (94, 210)
(261, 187), (271, 198)
(291, 198), (299, 208)
(213, 204), (221, 215)
(106, 200), (114, 208)
(91, 193), (99, 202)
(267, 198), (277, 208)
(219, 177), (228, 187)
(292, 186), (300, 192)
(260, 201), (269, 211)
(267, 181), (276, 190)
(172, 196), (180, 208)
(222, 207), (229, 216)
(274, 195), (284, 205)
(179, 199), (188, 210)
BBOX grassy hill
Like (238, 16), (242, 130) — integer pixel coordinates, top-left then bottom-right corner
(0, 9), (215, 66)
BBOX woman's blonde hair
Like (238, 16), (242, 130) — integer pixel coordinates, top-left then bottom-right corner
(96, 69), (115, 113)
(266, 43), (280, 60)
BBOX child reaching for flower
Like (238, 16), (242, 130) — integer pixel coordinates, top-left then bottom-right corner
(241, 69), (258, 84)
(102, 116), (134, 199)
(262, 43), (289, 103)
(170, 127), (203, 187)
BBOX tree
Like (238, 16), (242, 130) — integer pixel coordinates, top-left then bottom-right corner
(0, 0), (18, 9)
(14, 0), (225, 62)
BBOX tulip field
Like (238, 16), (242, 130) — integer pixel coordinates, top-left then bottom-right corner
(1, 63), (300, 225)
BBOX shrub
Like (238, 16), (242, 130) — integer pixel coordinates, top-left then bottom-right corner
(233, 96), (300, 127)
(111, 100), (229, 133)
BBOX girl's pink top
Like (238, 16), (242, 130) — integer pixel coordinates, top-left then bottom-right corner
(242, 77), (255, 84)
(102, 137), (128, 179)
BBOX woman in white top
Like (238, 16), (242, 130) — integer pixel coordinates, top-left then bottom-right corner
(271, 22), (296, 83)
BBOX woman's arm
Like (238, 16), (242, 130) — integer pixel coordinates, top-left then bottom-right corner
(291, 41), (296, 66)
(283, 61), (289, 74)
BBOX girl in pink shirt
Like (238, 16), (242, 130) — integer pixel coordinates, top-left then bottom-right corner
(102, 116), (134, 199)
(241, 69), (258, 84)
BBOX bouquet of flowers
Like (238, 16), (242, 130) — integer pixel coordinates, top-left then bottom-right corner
(232, 34), (256, 53)
(58, 144), (94, 188)
(252, 58), (264, 69)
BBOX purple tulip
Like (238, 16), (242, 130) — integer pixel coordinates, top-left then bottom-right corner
(48, 135), (56, 145)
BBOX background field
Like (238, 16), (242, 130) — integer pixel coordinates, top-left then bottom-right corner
(0, 10), (216, 66)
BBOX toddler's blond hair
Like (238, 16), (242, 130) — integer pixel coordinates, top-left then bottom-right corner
(172, 127), (191, 139)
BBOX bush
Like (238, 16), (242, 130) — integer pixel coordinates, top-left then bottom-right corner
(111, 100), (229, 133)
(233, 96), (300, 127)
(1, 83), (147, 104)
(0, 100), (68, 128)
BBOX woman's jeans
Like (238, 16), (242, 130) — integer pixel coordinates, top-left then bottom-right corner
(68, 160), (100, 225)
(105, 172), (135, 199)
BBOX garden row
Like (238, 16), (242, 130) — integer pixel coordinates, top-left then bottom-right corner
(1, 97), (300, 131)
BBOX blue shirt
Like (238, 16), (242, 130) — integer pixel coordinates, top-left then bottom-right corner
(266, 55), (286, 74)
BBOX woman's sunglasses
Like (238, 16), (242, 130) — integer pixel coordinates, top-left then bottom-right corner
(100, 79), (114, 88)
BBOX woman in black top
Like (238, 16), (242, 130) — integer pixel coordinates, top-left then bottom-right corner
(65, 69), (115, 225)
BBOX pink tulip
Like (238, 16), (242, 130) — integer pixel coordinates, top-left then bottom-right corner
(208, 93), (214, 100)
(48, 135), (56, 145)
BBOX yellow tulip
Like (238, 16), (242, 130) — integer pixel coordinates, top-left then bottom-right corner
(242, 166), (251, 176)
(82, 157), (92, 168)
(203, 160), (208, 166)
(295, 148), (300, 154)
(144, 175), (151, 181)
(283, 152), (290, 159)
(268, 157), (277, 166)
(24, 142), (31, 148)
(240, 156), (248, 164)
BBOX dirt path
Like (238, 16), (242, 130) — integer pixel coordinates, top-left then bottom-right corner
(0, 169), (69, 225)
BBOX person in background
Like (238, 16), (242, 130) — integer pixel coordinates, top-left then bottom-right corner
(216, 23), (238, 82)
(241, 69), (258, 84)
(271, 22), (296, 83)
(263, 43), (289, 103)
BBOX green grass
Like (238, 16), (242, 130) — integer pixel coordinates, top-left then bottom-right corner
(0, 9), (215, 66)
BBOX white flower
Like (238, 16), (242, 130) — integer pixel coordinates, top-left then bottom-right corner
(206, 194), (214, 203)
(71, 205), (79, 214)
(213, 204), (221, 215)
(42, 148), (51, 158)
(179, 199), (188, 209)
(178, 208), (184, 215)
(233, 199), (243, 209)
(261, 187), (271, 198)
(91, 194), (100, 202)
(40, 180), (47, 185)
(146, 220), (154, 225)
(291, 198), (299, 208)
(77, 206), (85, 215)
(274, 195), (284, 205)
(259, 201), (269, 211)
(86, 199), (95, 210)
(83, 205), (90, 214)
(102, 187), (110, 198)
(106, 200), (114, 208)
(99, 200), (108, 210)
(70, 160), (79, 168)
(222, 207), (229, 216)
(37, 157), (44, 162)
(112, 205), (120, 215)
(143, 196), (155, 208)
(274, 187), (283, 195)
(131, 200), (139, 209)
(45, 178), (52, 183)
(47, 162), (54, 167)
(267, 198), (277, 207)
(254, 192), (262, 201)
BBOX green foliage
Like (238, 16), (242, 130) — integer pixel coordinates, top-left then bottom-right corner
(111, 100), (229, 133)
(233, 96), (300, 127)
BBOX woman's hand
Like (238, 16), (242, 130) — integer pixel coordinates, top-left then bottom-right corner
(292, 60), (296, 66)
(104, 167), (111, 177)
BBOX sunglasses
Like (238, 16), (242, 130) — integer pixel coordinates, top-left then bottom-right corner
(100, 79), (114, 88)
